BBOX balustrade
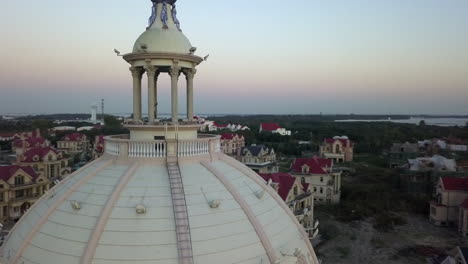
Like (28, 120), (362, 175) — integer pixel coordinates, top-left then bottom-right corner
(104, 134), (220, 158)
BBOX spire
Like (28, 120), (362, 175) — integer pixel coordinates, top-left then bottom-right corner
(148, 0), (181, 31)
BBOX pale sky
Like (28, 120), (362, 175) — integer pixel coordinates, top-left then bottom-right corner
(0, 0), (467, 115)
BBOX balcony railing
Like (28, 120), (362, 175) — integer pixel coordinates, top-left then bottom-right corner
(105, 134), (221, 159)
(10, 193), (41, 203)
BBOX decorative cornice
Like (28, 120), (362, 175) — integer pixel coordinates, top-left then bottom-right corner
(124, 52), (204, 65)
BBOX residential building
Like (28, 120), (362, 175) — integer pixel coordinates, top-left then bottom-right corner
(290, 157), (342, 204)
(15, 147), (71, 182)
(200, 121), (250, 132)
(398, 155), (465, 194)
(92, 135), (105, 159)
(220, 133), (245, 156)
(259, 123), (291, 136)
(428, 247), (468, 264)
(239, 144), (278, 173)
(259, 172), (318, 238)
(57, 133), (89, 155)
(319, 136), (354, 163)
(0, 165), (49, 222)
(388, 142), (420, 168)
(430, 177), (468, 229)
(12, 136), (50, 156)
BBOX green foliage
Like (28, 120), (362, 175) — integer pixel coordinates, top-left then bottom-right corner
(320, 223), (340, 240)
(419, 120), (426, 126)
(104, 115), (121, 128)
(373, 213), (407, 232)
(31, 119), (54, 135)
(336, 247), (350, 258)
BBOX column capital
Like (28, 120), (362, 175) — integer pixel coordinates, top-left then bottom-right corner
(129, 66), (144, 79)
(183, 68), (197, 80)
(169, 66), (182, 78)
(145, 65), (159, 77)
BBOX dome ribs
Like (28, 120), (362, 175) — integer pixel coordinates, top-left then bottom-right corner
(219, 155), (321, 264)
(200, 161), (279, 264)
(8, 159), (112, 264)
(167, 162), (194, 264)
(80, 162), (140, 264)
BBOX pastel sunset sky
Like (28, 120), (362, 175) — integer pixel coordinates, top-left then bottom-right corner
(1, 0), (467, 115)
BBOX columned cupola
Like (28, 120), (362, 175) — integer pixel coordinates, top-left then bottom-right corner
(123, 0), (203, 141)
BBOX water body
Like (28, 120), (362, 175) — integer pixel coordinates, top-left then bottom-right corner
(335, 117), (468, 127)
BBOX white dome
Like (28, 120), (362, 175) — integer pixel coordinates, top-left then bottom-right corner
(1, 150), (318, 264)
(132, 3), (192, 54)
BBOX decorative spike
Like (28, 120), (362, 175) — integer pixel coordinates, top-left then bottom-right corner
(161, 2), (168, 29)
(172, 4), (182, 31)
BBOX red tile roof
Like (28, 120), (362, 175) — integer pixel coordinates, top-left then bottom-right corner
(220, 133), (243, 140)
(291, 157), (332, 175)
(325, 138), (352, 146)
(261, 123), (282, 131)
(213, 122), (228, 128)
(441, 177), (468, 191)
(22, 147), (59, 163)
(13, 137), (47, 148)
(258, 173), (296, 201)
(0, 165), (38, 182)
(62, 133), (86, 141)
(302, 183), (310, 192)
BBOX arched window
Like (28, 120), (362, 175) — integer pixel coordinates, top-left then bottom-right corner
(320, 187), (323, 194)
(335, 144), (340, 153)
(320, 177), (324, 183)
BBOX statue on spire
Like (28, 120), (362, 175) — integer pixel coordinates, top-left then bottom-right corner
(172, 4), (182, 31)
(148, 1), (157, 28)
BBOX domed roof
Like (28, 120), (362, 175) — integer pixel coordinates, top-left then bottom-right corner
(132, 2), (192, 54)
(1, 147), (319, 264)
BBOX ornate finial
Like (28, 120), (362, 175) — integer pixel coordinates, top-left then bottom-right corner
(172, 4), (182, 31)
(161, 2), (169, 29)
(148, 1), (157, 28)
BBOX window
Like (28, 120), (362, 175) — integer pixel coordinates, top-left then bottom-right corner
(320, 177), (324, 183)
(15, 190), (25, 198)
(301, 177), (305, 184)
(313, 187), (317, 193)
(430, 207), (436, 216)
(15, 175), (25, 185)
(293, 186), (298, 196)
(320, 187), (323, 194)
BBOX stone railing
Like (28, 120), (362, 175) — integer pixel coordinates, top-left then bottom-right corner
(104, 134), (221, 159)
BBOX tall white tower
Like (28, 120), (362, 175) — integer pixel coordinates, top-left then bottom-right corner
(90, 103), (98, 124)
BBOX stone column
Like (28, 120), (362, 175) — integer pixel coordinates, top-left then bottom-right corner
(146, 66), (158, 123)
(185, 69), (196, 121)
(130, 67), (144, 121)
(154, 73), (160, 119)
(169, 66), (181, 123)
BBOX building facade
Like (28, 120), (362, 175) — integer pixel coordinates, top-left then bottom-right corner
(259, 123), (291, 136)
(290, 157), (342, 204)
(15, 147), (71, 182)
(430, 177), (468, 228)
(319, 136), (354, 163)
(259, 173), (317, 238)
(57, 133), (89, 155)
(239, 145), (278, 173)
(220, 133), (245, 156)
(388, 142), (420, 168)
(0, 165), (49, 222)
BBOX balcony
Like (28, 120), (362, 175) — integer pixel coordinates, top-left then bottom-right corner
(104, 134), (221, 159)
(10, 193), (41, 203)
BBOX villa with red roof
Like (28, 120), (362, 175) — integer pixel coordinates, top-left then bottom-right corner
(15, 147), (71, 180)
(12, 136), (50, 156)
(430, 177), (468, 235)
(220, 133), (245, 155)
(92, 135), (105, 159)
(0, 165), (48, 221)
(290, 157), (342, 204)
(259, 172), (317, 237)
(319, 136), (354, 163)
(57, 133), (89, 155)
(259, 123), (291, 136)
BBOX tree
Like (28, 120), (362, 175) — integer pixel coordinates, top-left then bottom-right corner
(31, 119), (54, 136)
(104, 115), (121, 129)
(419, 120), (426, 127)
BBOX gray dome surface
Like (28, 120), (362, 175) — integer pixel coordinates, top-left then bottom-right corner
(1, 154), (318, 264)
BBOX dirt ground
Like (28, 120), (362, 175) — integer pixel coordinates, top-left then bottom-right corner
(315, 213), (462, 264)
